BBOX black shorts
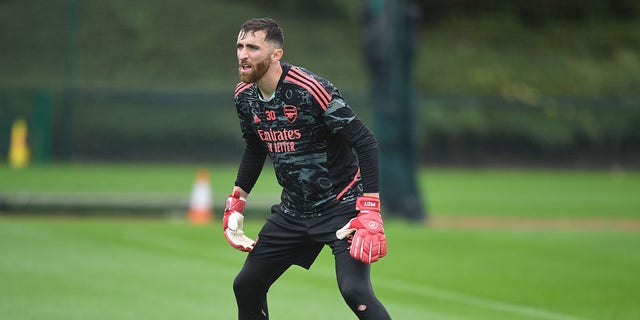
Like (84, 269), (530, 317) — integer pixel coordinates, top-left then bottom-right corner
(247, 202), (357, 269)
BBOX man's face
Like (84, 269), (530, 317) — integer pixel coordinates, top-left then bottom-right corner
(237, 29), (273, 83)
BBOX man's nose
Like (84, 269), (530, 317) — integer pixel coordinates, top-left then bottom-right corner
(238, 47), (248, 60)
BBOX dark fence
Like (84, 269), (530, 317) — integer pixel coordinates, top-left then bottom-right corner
(2, 88), (638, 166)
(1, 88), (240, 163)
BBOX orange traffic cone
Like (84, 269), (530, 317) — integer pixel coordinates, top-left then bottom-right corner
(188, 169), (213, 225)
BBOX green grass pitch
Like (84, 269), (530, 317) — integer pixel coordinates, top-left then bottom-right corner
(1, 218), (639, 320)
(1, 164), (639, 319)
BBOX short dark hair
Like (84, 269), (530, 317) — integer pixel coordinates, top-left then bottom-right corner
(239, 18), (284, 48)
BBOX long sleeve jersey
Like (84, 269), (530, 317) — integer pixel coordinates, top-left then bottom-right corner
(233, 62), (379, 217)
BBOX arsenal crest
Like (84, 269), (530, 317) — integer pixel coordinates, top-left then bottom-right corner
(283, 105), (298, 123)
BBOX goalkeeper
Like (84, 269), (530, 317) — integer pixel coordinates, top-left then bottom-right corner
(224, 17), (391, 320)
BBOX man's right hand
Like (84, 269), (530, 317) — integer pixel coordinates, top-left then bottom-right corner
(222, 190), (255, 252)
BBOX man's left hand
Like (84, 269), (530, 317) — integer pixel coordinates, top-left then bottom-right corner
(336, 196), (387, 264)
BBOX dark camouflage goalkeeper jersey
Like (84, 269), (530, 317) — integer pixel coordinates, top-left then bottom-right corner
(233, 62), (379, 217)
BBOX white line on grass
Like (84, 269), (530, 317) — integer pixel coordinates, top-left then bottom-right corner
(292, 259), (592, 320)
(378, 279), (593, 320)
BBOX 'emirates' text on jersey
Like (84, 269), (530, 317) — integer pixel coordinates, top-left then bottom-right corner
(234, 62), (377, 216)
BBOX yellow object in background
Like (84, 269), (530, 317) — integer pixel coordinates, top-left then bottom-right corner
(9, 118), (30, 169)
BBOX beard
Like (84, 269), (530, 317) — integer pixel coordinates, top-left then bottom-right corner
(239, 57), (270, 84)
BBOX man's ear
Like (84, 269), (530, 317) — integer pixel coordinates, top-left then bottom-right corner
(271, 48), (284, 62)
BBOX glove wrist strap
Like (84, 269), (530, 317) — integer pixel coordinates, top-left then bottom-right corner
(230, 190), (247, 202)
(356, 196), (380, 212)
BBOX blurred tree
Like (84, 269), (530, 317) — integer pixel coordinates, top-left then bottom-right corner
(413, 0), (639, 26)
(364, 0), (427, 222)
(609, 0), (639, 19)
(248, 0), (353, 19)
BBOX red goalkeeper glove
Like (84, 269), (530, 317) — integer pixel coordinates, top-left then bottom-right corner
(222, 190), (254, 252)
(336, 196), (387, 264)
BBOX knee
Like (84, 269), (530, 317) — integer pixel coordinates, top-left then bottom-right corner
(233, 270), (265, 299)
(233, 272), (252, 298)
(339, 282), (371, 305)
(339, 282), (390, 318)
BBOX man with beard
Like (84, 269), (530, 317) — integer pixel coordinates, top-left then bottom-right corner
(223, 17), (391, 320)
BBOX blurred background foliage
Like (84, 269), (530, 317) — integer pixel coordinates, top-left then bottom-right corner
(1, 0), (639, 166)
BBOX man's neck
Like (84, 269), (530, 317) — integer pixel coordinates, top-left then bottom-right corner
(256, 62), (283, 99)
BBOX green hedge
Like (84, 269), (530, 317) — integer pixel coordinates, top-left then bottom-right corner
(2, 88), (638, 166)
(419, 94), (640, 165)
